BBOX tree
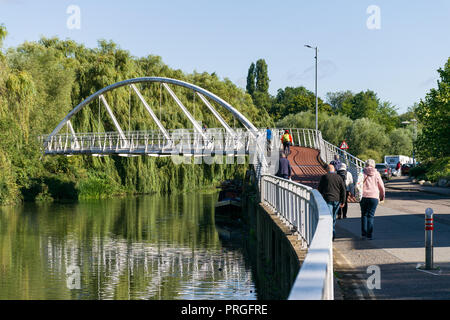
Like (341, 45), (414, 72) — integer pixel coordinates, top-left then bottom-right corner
(350, 90), (379, 120)
(0, 24), (7, 48)
(416, 57), (450, 159)
(346, 118), (388, 158)
(255, 59), (269, 94)
(376, 101), (399, 133)
(270, 86), (331, 121)
(320, 114), (353, 147)
(326, 90), (353, 114)
(399, 103), (418, 124)
(246, 62), (256, 96)
(388, 128), (413, 156)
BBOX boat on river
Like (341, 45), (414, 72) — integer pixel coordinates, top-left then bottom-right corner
(215, 180), (242, 220)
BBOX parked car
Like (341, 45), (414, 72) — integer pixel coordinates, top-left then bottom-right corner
(402, 164), (413, 176)
(376, 163), (392, 181)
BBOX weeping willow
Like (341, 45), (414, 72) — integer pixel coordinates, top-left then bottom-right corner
(0, 29), (272, 204)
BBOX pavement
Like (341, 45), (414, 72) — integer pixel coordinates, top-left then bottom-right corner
(285, 146), (450, 299)
(385, 175), (450, 197)
(333, 176), (450, 300)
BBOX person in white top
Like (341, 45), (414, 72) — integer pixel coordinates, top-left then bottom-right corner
(337, 163), (354, 219)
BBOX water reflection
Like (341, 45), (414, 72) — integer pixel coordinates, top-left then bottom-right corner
(0, 192), (256, 300)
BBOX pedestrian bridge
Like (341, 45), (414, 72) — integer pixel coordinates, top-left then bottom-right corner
(40, 77), (365, 300)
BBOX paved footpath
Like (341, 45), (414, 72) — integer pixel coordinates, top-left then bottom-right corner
(333, 177), (450, 300)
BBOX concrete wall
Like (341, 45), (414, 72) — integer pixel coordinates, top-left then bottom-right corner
(243, 195), (307, 299)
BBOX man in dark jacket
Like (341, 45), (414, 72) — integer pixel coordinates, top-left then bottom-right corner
(277, 153), (292, 180)
(318, 164), (346, 241)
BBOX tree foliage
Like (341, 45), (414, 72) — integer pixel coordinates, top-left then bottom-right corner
(416, 58), (450, 159)
(255, 59), (269, 94)
(0, 30), (272, 205)
(270, 86), (331, 121)
(246, 62), (256, 96)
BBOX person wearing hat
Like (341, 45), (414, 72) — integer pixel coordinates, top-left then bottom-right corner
(337, 163), (354, 219)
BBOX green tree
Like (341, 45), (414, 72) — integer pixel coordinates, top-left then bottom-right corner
(350, 90), (379, 120)
(0, 24), (7, 48)
(270, 86), (331, 121)
(255, 59), (269, 94)
(376, 101), (399, 133)
(388, 128), (413, 156)
(320, 114), (353, 146)
(416, 58), (450, 159)
(346, 118), (388, 158)
(246, 62), (256, 96)
(326, 90), (353, 114)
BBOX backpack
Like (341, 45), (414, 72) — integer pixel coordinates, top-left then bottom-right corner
(355, 172), (366, 202)
(282, 133), (290, 143)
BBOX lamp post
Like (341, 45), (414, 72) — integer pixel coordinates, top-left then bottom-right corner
(305, 45), (318, 144)
(411, 119), (418, 166)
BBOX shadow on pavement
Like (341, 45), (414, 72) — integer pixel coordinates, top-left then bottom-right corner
(334, 215), (450, 249)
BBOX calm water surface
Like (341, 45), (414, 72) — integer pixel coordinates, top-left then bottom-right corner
(0, 192), (258, 300)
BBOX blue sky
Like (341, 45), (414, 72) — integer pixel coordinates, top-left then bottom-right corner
(1, 0), (449, 113)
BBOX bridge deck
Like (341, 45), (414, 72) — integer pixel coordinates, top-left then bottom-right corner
(289, 146), (356, 203)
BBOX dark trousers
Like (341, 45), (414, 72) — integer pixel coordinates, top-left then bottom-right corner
(360, 197), (379, 238)
(283, 142), (291, 155)
(338, 191), (350, 218)
(326, 201), (340, 239)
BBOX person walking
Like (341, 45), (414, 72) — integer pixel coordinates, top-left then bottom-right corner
(396, 161), (402, 177)
(266, 127), (272, 154)
(276, 152), (292, 180)
(337, 163), (354, 219)
(318, 164), (346, 241)
(359, 159), (385, 240)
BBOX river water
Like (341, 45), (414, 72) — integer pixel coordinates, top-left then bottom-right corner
(0, 191), (260, 300)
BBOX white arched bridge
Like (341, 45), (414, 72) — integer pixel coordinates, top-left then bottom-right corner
(40, 77), (365, 300)
(41, 77), (264, 158)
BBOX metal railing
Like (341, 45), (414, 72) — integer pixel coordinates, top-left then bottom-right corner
(273, 128), (364, 183)
(40, 128), (264, 157)
(260, 175), (333, 300)
(258, 128), (365, 300)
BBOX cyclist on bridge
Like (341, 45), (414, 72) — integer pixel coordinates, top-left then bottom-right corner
(281, 130), (293, 156)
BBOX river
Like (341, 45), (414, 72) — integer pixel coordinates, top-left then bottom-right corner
(0, 191), (261, 300)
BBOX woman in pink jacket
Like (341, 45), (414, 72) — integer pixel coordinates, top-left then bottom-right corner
(360, 159), (385, 240)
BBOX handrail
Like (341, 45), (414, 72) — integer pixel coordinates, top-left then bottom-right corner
(260, 175), (333, 300)
(274, 128), (364, 183)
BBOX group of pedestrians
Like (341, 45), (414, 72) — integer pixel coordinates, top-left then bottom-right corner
(318, 157), (385, 241)
(266, 128), (386, 241)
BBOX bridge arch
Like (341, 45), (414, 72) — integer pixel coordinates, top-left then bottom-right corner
(46, 77), (258, 143)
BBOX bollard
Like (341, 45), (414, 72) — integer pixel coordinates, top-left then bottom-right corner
(425, 208), (434, 270)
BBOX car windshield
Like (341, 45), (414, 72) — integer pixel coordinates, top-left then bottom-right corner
(375, 165), (386, 169)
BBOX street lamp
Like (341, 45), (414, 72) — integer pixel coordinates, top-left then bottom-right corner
(411, 119), (418, 166)
(305, 44), (318, 142)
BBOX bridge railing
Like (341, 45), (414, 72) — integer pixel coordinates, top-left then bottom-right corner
(273, 128), (364, 182)
(40, 128), (260, 156)
(260, 175), (333, 300)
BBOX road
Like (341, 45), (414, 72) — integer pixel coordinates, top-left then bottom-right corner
(333, 177), (450, 300)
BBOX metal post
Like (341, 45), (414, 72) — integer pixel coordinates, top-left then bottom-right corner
(425, 208), (434, 270)
(315, 47), (318, 135)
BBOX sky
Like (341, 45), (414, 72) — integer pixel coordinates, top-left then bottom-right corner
(1, 0), (449, 114)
